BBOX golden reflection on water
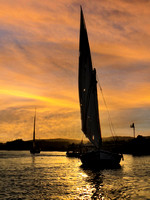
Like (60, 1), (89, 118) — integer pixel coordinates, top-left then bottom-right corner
(26, 153), (150, 199)
(79, 168), (104, 199)
(0, 151), (150, 199)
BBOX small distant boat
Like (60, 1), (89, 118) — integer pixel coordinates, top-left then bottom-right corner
(30, 109), (40, 154)
(78, 7), (123, 168)
(66, 142), (82, 158)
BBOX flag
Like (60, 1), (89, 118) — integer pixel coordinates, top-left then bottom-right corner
(130, 123), (135, 128)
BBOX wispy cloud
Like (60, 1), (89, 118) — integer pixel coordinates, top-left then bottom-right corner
(0, 0), (150, 142)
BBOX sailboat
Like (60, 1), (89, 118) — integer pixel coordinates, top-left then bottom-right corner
(78, 7), (123, 168)
(30, 109), (40, 154)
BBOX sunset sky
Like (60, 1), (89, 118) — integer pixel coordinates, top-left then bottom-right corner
(0, 0), (150, 142)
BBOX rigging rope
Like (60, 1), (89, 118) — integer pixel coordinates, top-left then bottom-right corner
(96, 74), (117, 141)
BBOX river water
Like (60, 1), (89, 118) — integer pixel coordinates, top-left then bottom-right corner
(0, 151), (150, 199)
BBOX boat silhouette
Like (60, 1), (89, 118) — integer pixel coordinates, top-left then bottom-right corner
(30, 109), (40, 154)
(78, 6), (123, 168)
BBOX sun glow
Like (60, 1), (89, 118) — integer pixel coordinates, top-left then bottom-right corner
(0, 88), (78, 109)
(1, 0), (150, 142)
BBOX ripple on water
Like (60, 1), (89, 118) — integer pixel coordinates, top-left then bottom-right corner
(0, 152), (150, 199)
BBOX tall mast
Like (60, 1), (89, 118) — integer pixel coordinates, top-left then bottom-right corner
(33, 108), (36, 148)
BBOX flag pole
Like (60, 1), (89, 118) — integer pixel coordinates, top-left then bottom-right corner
(130, 123), (135, 138)
(133, 126), (135, 138)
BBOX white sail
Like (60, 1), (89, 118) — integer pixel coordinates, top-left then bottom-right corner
(79, 7), (102, 148)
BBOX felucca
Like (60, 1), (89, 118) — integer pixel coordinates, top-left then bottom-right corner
(30, 109), (40, 154)
(78, 7), (123, 168)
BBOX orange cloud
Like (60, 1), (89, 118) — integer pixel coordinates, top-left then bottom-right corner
(0, 0), (150, 142)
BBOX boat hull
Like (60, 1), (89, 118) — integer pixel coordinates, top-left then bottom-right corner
(80, 150), (122, 168)
(66, 151), (80, 158)
(30, 149), (40, 154)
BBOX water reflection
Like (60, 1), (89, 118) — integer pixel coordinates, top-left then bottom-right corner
(31, 154), (35, 164)
(80, 166), (103, 199)
(79, 163), (126, 199)
(1, 152), (150, 199)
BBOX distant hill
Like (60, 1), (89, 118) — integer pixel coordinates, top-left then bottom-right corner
(101, 135), (150, 155)
(0, 136), (150, 155)
(102, 136), (133, 142)
(0, 138), (82, 151)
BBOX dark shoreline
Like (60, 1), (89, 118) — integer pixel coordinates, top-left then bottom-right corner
(0, 136), (150, 155)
